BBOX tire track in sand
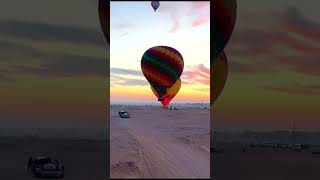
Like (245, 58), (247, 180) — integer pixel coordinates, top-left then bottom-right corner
(126, 127), (210, 179)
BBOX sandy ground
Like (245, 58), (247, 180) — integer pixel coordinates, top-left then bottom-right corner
(212, 142), (320, 180)
(110, 105), (210, 179)
(0, 138), (108, 180)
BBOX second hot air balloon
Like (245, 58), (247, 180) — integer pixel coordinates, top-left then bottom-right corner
(151, 1), (160, 12)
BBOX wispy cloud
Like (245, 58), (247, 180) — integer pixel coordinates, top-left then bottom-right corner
(191, 14), (210, 27)
(111, 74), (147, 87)
(158, 4), (181, 33)
(113, 22), (132, 29)
(156, 2), (210, 33)
(191, 1), (210, 10)
(190, 1), (210, 27)
(0, 20), (103, 46)
(168, 13), (180, 33)
(111, 68), (142, 76)
(283, 7), (320, 42)
(110, 65), (210, 87)
(226, 6), (320, 76)
(110, 68), (146, 86)
(182, 64), (210, 85)
(0, 40), (107, 81)
(258, 84), (320, 95)
(112, 20), (132, 37)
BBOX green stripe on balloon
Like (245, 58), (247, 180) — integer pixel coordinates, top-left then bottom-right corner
(142, 55), (179, 84)
(148, 47), (184, 74)
(146, 50), (183, 76)
(151, 83), (167, 98)
(142, 55), (179, 82)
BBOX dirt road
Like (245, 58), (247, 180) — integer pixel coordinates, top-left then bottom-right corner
(110, 105), (210, 179)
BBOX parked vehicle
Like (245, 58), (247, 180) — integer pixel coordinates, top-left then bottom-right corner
(168, 106), (178, 110)
(28, 156), (64, 178)
(119, 111), (130, 118)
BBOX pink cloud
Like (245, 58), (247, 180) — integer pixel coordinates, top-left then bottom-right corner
(158, 2), (210, 32)
(192, 14), (210, 27)
(191, 1), (210, 10)
(169, 13), (180, 33)
(158, 4), (181, 33)
(224, 7), (320, 77)
(182, 64), (210, 85)
(283, 7), (320, 42)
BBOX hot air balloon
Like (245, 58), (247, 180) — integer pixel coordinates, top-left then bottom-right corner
(211, 51), (228, 106)
(212, 0), (237, 61)
(151, 78), (181, 107)
(141, 46), (184, 106)
(98, 0), (110, 44)
(151, 1), (160, 12)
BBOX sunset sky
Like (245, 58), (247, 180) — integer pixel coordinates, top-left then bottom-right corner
(214, 0), (320, 131)
(0, 0), (108, 132)
(0, 0), (319, 132)
(110, 1), (210, 104)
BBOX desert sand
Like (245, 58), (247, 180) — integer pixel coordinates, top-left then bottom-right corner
(0, 137), (108, 180)
(110, 105), (210, 179)
(212, 133), (320, 180)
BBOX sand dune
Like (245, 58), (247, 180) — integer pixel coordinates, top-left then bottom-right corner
(110, 105), (210, 179)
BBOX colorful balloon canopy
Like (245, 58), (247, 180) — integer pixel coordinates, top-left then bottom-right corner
(212, 0), (237, 61)
(141, 46), (184, 106)
(151, 1), (160, 12)
(98, 0), (110, 44)
(211, 51), (228, 106)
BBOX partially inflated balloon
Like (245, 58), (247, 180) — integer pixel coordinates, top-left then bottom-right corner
(141, 46), (184, 100)
(211, 51), (228, 106)
(98, 0), (110, 44)
(212, 0), (237, 60)
(151, 79), (181, 106)
(151, 1), (160, 12)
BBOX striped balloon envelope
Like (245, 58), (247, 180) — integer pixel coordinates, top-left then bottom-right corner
(212, 0), (237, 61)
(141, 46), (184, 101)
(98, 0), (110, 44)
(211, 51), (228, 106)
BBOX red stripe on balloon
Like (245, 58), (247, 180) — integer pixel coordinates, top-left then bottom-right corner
(149, 47), (184, 75)
(141, 64), (173, 86)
